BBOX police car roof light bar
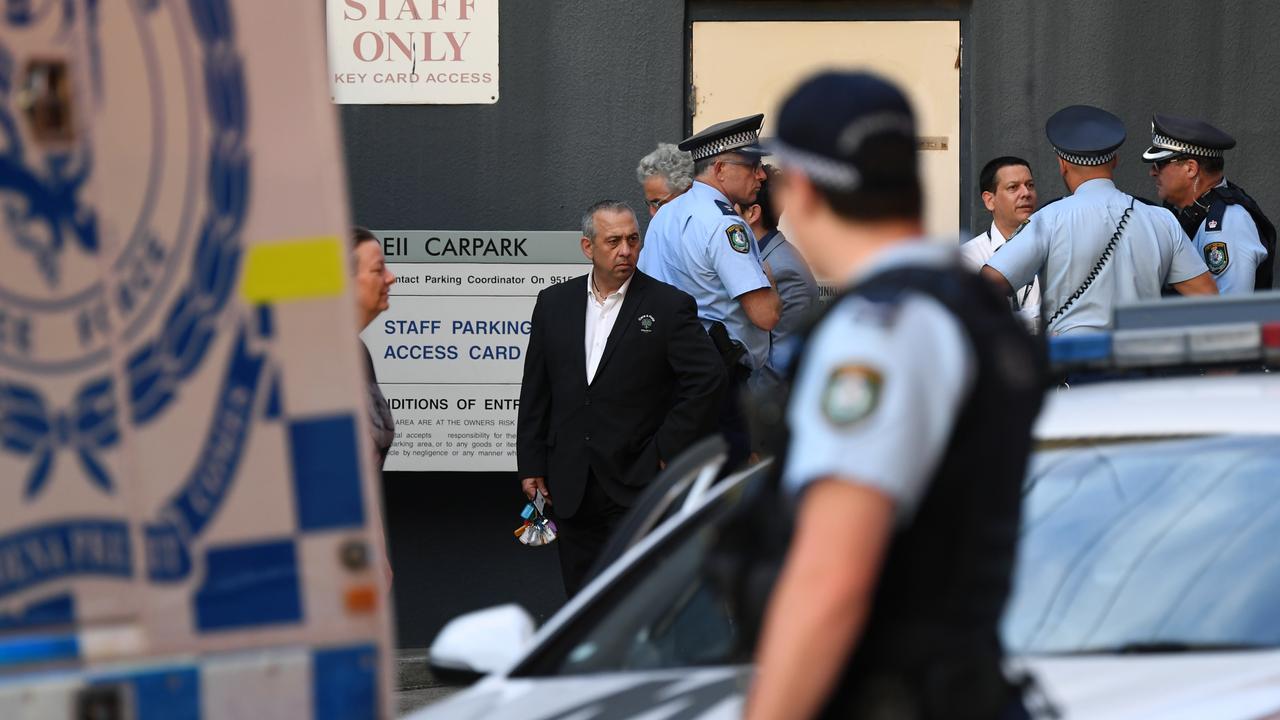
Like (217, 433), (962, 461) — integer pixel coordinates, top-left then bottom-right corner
(1048, 292), (1280, 375)
(1114, 290), (1280, 330)
(1047, 332), (1111, 367)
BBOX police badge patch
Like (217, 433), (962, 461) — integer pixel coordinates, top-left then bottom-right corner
(822, 364), (883, 427)
(726, 224), (750, 254)
(1204, 241), (1229, 275)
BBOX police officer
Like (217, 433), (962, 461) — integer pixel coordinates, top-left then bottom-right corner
(1143, 113), (1277, 292)
(639, 114), (781, 468)
(746, 71), (1045, 720)
(982, 105), (1217, 336)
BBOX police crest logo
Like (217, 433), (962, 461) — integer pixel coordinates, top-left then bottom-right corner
(1204, 241), (1230, 275)
(638, 314), (656, 332)
(0, 3), (252, 529)
(822, 364), (883, 427)
(726, 223), (750, 254)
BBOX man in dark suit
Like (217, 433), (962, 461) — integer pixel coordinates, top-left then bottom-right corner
(518, 200), (725, 596)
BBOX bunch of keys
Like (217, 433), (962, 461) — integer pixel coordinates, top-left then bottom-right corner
(514, 490), (557, 546)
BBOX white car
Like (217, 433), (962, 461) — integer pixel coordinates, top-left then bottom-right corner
(409, 295), (1280, 720)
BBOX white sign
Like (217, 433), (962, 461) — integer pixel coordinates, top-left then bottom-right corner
(363, 231), (589, 471)
(327, 0), (500, 104)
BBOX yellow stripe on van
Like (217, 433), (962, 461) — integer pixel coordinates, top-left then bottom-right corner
(240, 236), (346, 303)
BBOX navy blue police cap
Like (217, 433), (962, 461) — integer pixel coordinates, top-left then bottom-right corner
(763, 71), (917, 191)
(1045, 105), (1126, 166)
(679, 114), (766, 161)
(1142, 113), (1236, 162)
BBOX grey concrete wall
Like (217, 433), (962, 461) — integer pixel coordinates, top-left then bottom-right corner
(342, 0), (687, 231)
(967, 0), (1280, 230)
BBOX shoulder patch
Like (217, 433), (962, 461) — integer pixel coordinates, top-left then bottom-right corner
(714, 199), (739, 216)
(725, 223), (750, 254)
(822, 364), (883, 427)
(1204, 241), (1229, 275)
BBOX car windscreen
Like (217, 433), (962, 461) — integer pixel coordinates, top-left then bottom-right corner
(511, 474), (755, 677)
(1002, 434), (1280, 655)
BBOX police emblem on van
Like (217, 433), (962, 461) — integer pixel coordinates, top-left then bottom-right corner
(0, 0), (257, 594)
(726, 224), (750, 254)
(1204, 241), (1229, 275)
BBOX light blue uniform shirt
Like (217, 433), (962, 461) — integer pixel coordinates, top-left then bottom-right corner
(1191, 180), (1267, 294)
(783, 243), (975, 523)
(988, 178), (1208, 336)
(639, 181), (772, 369)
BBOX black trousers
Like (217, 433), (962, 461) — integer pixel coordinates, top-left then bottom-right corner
(717, 364), (752, 474)
(555, 472), (627, 597)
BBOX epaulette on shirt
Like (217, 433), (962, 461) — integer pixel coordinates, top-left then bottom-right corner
(1133, 195), (1160, 207)
(1205, 198), (1228, 232)
(714, 199), (740, 217)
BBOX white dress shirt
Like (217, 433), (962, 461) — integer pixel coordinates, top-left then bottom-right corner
(584, 271), (632, 384)
(961, 221), (1042, 332)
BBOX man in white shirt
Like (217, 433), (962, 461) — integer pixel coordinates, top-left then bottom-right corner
(961, 156), (1041, 331)
(517, 201), (724, 595)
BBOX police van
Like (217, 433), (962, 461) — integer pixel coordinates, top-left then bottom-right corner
(0, 2), (393, 717)
(411, 292), (1280, 719)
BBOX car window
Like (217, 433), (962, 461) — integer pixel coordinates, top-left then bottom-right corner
(515, 434), (1280, 677)
(1003, 434), (1280, 654)
(512, 475), (755, 676)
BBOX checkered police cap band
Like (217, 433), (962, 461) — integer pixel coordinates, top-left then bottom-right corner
(1055, 148), (1117, 166)
(767, 138), (862, 190)
(1149, 131), (1224, 158)
(690, 130), (761, 161)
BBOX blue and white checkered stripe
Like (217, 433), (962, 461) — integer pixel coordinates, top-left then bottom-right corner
(1149, 131), (1223, 158)
(1055, 148), (1117, 166)
(0, 643), (380, 719)
(690, 130), (761, 160)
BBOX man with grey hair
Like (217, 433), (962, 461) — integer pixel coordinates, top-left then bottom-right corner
(518, 200), (723, 595)
(637, 143), (695, 217)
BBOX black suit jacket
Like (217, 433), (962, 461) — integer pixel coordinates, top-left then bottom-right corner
(517, 271), (725, 518)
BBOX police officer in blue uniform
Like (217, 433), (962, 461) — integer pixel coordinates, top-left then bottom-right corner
(1143, 113), (1277, 293)
(745, 71), (1046, 720)
(982, 105), (1218, 335)
(639, 114), (781, 468)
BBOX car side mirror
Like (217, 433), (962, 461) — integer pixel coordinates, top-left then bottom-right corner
(428, 604), (536, 685)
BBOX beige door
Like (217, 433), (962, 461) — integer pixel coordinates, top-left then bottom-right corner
(691, 20), (961, 239)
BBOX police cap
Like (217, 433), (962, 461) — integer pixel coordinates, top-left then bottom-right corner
(764, 71), (917, 191)
(1142, 113), (1236, 162)
(1045, 105), (1125, 166)
(679, 114), (766, 161)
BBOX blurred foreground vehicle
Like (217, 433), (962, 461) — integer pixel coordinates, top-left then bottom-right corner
(0, 2), (394, 717)
(412, 293), (1280, 720)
